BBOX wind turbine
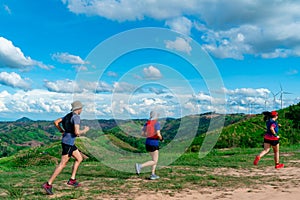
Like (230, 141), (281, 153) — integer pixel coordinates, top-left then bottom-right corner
(247, 100), (255, 114)
(271, 91), (280, 109)
(263, 92), (269, 110)
(278, 84), (292, 109)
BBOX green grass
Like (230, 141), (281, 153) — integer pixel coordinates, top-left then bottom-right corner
(0, 144), (299, 199)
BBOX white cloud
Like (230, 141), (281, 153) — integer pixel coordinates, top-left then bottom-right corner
(142, 97), (167, 106)
(142, 98), (155, 106)
(4, 5), (11, 14)
(196, 1), (300, 59)
(143, 65), (162, 80)
(0, 85), (297, 120)
(61, 0), (300, 59)
(0, 89), (109, 119)
(0, 101), (8, 112)
(222, 87), (275, 113)
(165, 37), (192, 55)
(73, 65), (88, 72)
(107, 71), (118, 77)
(222, 87), (270, 97)
(0, 72), (31, 90)
(0, 37), (53, 70)
(0, 91), (9, 112)
(0, 89), (70, 114)
(44, 79), (112, 93)
(113, 82), (137, 93)
(0, 88), (179, 119)
(61, 0), (198, 22)
(149, 87), (166, 95)
(133, 74), (142, 80)
(44, 79), (83, 93)
(0, 90), (10, 98)
(200, 25), (255, 60)
(52, 52), (86, 65)
(0, 37), (34, 68)
(112, 100), (137, 115)
(261, 49), (292, 59)
(196, 87), (292, 114)
(286, 69), (298, 75)
(165, 16), (192, 36)
(94, 81), (112, 93)
(191, 92), (213, 102)
(184, 102), (199, 113)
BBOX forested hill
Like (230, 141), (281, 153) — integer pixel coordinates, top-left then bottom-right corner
(0, 102), (299, 157)
(0, 118), (127, 157)
(0, 113), (247, 157)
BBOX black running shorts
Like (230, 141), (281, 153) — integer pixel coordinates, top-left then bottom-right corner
(146, 144), (159, 152)
(61, 143), (78, 157)
(264, 139), (279, 146)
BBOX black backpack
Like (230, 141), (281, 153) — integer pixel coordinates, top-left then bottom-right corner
(61, 112), (74, 133)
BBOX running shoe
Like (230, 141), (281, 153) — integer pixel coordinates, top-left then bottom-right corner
(42, 182), (53, 195)
(150, 174), (160, 180)
(135, 163), (141, 175)
(67, 179), (81, 187)
(253, 155), (260, 165)
(275, 163), (284, 169)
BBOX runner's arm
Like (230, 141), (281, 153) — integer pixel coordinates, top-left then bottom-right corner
(270, 125), (276, 135)
(74, 124), (89, 136)
(270, 125), (279, 138)
(141, 130), (146, 137)
(141, 125), (147, 137)
(156, 130), (163, 141)
(54, 118), (64, 134)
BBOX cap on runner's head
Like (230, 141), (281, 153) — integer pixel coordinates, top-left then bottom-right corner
(270, 111), (278, 117)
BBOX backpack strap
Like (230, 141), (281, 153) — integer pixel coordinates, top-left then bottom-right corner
(62, 112), (74, 133)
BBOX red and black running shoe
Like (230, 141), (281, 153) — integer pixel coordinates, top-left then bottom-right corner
(67, 179), (81, 187)
(42, 182), (53, 195)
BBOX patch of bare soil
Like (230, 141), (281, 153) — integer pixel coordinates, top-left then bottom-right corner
(40, 160), (300, 200)
(135, 166), (300, 200)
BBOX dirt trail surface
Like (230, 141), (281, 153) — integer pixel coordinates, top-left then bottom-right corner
(135, 165), (300, 200)
(43, 160), (300, 200)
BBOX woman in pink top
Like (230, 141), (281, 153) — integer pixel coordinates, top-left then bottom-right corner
(253, 111), (284, 169)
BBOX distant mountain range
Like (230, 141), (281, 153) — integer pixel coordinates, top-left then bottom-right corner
(1, 102), (300, 158)
(16, 117), (34, 122)
(0, 112), (247, 158)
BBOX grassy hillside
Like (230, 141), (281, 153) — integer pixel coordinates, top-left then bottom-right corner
(1, 102), (299, 159)
(218, 104), (300, 148)
(0, 118), (140, 158)
(188, 102), (300, 152)
(0, 142), (299, 199)
(0, 105), (299, 199)
(0, 120), (61, 157)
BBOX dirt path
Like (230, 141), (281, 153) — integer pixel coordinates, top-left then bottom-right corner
(135, 165), (300, 200)
(40, 160), (300, 200)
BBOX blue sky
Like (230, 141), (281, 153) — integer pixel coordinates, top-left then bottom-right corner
(0, 0), (299, 121)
